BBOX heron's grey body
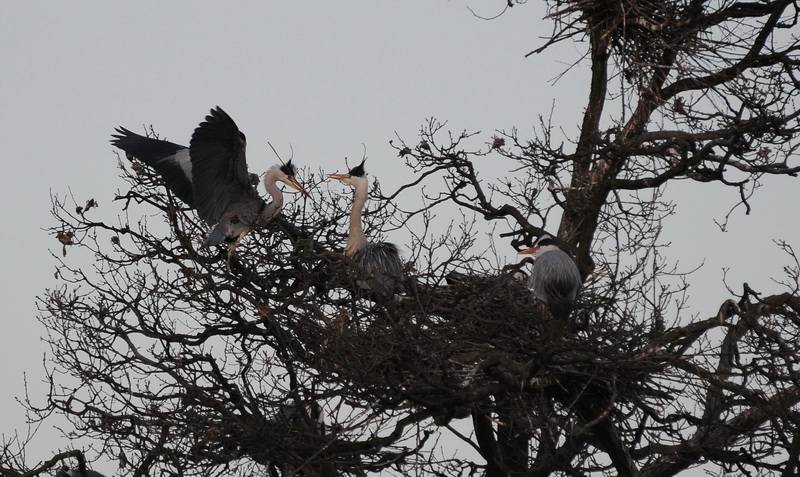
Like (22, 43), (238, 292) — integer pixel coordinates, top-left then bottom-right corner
(111, 107), (308, 249)
(329, 160), (405, 295)
(270, 399), (325, 432)
(523, 235), (582, 321)
(353, 241), (405, 295)
(190, 107), (296, 246)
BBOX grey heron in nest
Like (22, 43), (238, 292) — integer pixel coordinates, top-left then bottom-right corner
(328, 159), (405, 296)
(519, 234), (582, 338)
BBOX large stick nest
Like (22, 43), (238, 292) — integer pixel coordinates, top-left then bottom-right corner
(292, 271), (675, 431)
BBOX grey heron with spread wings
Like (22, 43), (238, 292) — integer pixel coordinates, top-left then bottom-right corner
(328, 159), (405, 296)
(111, 107), (309, 261)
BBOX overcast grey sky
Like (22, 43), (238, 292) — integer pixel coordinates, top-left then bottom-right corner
(2, 1), (797, 470)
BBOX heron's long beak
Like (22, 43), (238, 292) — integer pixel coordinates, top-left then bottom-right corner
(287, 177), (311, 198)
(518, 246), (539, 255)
(327, 173), (350, 181)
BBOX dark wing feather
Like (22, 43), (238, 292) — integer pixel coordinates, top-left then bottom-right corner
(110, 127), (194, 207)
(189, 106), (261, 225)
(353, 241), (405, 295)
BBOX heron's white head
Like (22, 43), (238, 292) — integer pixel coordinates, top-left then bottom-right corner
(266, 160), (310, 197)
(518, 234), (561, 258)
(327, 159), (368, 189)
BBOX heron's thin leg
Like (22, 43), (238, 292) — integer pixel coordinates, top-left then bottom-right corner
(226, 231), (247, 271)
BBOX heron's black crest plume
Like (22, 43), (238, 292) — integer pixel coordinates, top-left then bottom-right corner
(267, 141), (296, 177)
(535, 235), (557, 247)
(280, 160), (297, 178)
(348, 159), (367, 177)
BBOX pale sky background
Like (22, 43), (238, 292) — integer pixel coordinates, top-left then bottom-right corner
(1, 1), (797, 473)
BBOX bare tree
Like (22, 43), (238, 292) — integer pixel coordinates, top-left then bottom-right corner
(3, 1), (800, 476)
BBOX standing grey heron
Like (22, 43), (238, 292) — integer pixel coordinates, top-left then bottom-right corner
(327, 159), (405, 295)
(111, 107), (309, 260)
(518, 234), (582, 324)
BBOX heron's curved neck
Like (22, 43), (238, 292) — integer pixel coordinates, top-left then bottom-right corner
(262, 168), (284, 220)
(346, 180), (368, 257)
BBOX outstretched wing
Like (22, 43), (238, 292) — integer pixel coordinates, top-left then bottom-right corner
(189, 106), (261, 225)
(110, 127), (194, 207)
